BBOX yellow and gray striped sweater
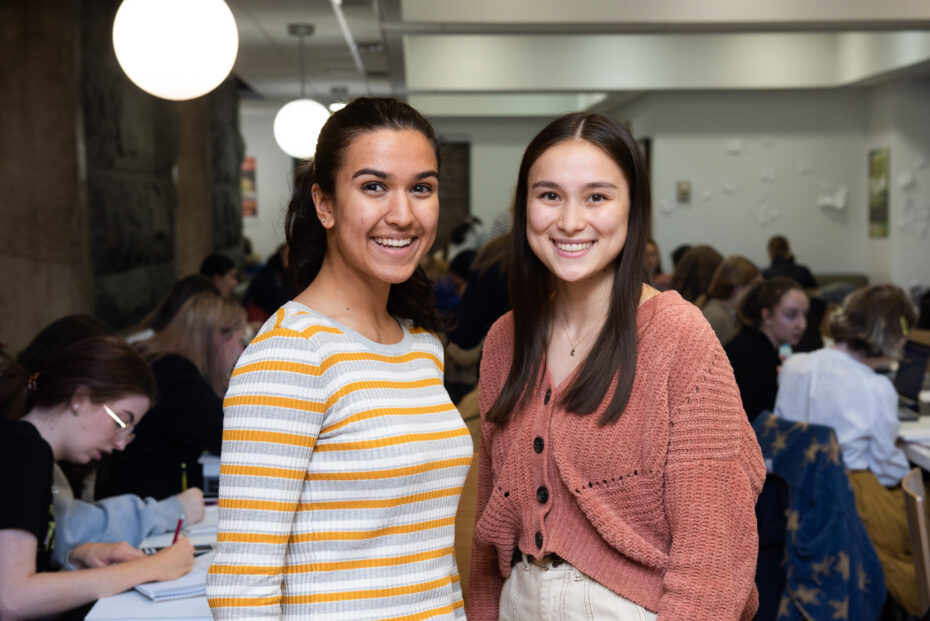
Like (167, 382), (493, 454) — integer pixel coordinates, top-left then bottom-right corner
(207, 302), (472, 620)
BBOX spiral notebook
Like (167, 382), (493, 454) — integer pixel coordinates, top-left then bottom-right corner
(133, 551), (214, 602)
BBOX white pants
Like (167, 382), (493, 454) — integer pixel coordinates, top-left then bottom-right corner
(498, 555), (657, 621)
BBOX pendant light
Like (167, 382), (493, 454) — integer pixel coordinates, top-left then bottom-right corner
(273, 24), (330, 160)
(112, 0), (239, 101)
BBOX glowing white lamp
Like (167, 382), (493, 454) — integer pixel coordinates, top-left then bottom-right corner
(112, 0), (239, 101)
(273, 99), (331, 159)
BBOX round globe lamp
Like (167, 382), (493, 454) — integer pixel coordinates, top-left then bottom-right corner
(112, 0), (239, 101)
(273, 98), (330, 159)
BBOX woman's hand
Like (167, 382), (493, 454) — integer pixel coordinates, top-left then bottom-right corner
(177, 487), (205, 524)
(148, 537), (195, 582)
(69, 542), (144, 568)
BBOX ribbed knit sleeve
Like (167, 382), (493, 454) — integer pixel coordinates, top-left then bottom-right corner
(660, 316), (765, 620)
(206, 317), (323, 619)
(465, 315), (513, 621)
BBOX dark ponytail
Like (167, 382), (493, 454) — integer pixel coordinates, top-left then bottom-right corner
(737, 277), (803, 329)
(284, 97), (446, 332)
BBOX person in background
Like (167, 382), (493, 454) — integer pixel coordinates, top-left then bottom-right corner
(467, 112), (764, 620)
(762, 235), (818, 289)
(0, 336), (193, 620)
(96, 292), (246, 500)
(775, 284), (919, 615)
(645, 238), (672, 291)
(670, 243), (692, 269)
(127, 275), (221, 344)
(670, 244), (723, 304)
(724, 277), (808, 422)
(207, 97), (472, 619)
(242, 245), (292, 324)
(199, 253), (239, 298)
(697, 255), (762, 346)
(2, 315), (204, 570)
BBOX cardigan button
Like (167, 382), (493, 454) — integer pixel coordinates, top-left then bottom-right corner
(533, 437), (544, 453)
(543, 388), (551, 405)
(536, 486), (549, 503)
(535, 531), (543, 548)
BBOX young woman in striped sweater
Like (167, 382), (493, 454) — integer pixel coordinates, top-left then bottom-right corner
(207, 98), (473, 620)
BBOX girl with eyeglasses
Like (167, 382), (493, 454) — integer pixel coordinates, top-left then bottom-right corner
(0, 335), (194, 619)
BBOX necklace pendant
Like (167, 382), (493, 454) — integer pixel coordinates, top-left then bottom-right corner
(570, 348), (576, 356)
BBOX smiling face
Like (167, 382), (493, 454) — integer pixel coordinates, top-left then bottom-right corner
(525, 139), (631, 287)
(66, 393), (150, 463)
(313, 129), (439, 288)
(761, 288), (809, 347)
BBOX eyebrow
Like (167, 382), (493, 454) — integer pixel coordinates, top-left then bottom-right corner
(530, 181), (618, 190)
(351, 168), (439, 180)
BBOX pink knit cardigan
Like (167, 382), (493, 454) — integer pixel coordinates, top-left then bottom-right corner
(466, 291), (766, 620)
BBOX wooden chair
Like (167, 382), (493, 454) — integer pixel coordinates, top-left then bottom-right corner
(902, 467), (930, 615)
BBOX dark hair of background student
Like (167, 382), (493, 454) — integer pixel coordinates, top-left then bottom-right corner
(486, 112), (651, 425)
(737, 276), (804, 329)
(284, 97), (445, 332)
(0, 335), (155, 422)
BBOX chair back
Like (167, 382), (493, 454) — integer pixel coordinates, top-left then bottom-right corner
(903, 467), (930, 615)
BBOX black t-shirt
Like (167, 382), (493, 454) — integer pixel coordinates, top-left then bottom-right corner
(0, 419), (55, 571)
(724, 327), (780, 422)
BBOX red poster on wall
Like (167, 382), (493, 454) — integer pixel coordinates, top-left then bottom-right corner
(241, 156), (257, 218)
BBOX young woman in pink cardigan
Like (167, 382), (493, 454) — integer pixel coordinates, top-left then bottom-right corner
(466, 113), (766, 621)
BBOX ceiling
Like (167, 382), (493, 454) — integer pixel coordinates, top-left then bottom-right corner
(228, 0), (930, 117)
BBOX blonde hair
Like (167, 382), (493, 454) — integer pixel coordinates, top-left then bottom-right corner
(137, 292), (245, 395)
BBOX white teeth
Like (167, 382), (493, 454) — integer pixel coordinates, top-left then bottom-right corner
(555, 241), (593, 252)
(373, 237), (412, 248)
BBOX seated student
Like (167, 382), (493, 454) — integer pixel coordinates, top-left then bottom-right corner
(0, 336), (193, 620)
(670, 244), (723, 304)
(242, 245), (292, 324)
(774, 284), (919, 615)
(97, 292), (246, 500)
(645, 238), (672, 290)
(762, 234), (818, 289)
(724, 277), (808, 422)
(199, 254), (239, 299)
(4, 315), (205, 568)
(127, 275), (221, 344)
(697, 255), (761, 346)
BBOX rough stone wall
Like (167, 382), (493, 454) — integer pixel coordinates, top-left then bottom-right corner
(81, 0), (179, 329)
(209, 78), (245, 262)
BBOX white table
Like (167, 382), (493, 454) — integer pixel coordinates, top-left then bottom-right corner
(900, 414), (930, 471)
(85, 507), (218, 620)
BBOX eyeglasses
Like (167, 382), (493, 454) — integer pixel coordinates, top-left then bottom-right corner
(103, 403), (136, 443)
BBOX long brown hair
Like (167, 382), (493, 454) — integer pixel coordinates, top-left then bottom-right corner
(829, 284), (916, 359)
(698, 255), (760, 308)
(136, 292), (245, 395)
(485, 112), (651, 426)
(1, 335), (155, 421)
(736, 277), (804, 329)
(284, 97), (446, 331)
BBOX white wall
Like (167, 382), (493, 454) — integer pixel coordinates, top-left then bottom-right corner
(240, 101), (295, 262)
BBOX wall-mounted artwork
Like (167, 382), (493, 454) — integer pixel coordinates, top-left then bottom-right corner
(868, 148), (889, 238)
(241, 156), (257, 218)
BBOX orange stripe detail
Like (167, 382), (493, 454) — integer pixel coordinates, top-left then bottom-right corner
(377, 602), (458, 621)
(250, 327), (306, 344)
(218, 485), (463, 513)
(222, 429), (316, 448)
(208, 595), (280, 608)
(216, 530), (290, 544)
(273, 307), (286, 329)
(306, 457), (471, 481)
(313, 428), (470, 452)
(281, 575), (451, 605)
(232, 359), (322, 378)
(220, 464), (306, 480)
(300, 325), (343, 338)
(325, 378), (443, 410)
(224, 394), (326, 413)
(208, 547), (453, 575)
(321, 403), (457, 434)
(288, 517), (453, 543)
(231, 350), (443, 379)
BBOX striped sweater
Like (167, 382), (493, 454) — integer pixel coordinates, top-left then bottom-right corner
(207, 302), (473, 620)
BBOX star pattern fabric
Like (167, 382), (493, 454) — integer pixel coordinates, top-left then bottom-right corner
(753, 413), (886, 621)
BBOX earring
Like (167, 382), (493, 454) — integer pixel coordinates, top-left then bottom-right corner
(320, 216), (326, 224)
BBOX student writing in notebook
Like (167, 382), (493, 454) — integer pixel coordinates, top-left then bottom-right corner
(0, 336), (194, 620)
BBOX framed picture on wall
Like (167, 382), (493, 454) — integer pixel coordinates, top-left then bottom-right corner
(868, 148), (889, 238)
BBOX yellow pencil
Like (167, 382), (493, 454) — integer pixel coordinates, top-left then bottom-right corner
(181, 461), (188, 491)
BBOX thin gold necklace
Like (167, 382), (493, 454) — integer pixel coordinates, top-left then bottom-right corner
(559, 320), (601, 357)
